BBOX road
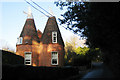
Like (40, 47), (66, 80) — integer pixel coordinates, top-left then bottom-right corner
(81, 62), (114, 79)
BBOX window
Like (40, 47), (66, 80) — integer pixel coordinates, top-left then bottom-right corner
(51, 52), (58, 65)
(17, 37), (23, 44)
(52, 32), (57, 43)
(24, 52), (32, 65)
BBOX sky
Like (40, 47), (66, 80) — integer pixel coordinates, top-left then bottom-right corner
(0, 0), (86, 51)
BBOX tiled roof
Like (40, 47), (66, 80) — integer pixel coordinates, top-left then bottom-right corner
(20, 19), (40, 44)
(41, 16), (64, 46)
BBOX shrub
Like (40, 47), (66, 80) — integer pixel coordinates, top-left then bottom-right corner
(2, 65), (79, 80)
(72, 54), (91, 69)
(2, 50), (24, 65)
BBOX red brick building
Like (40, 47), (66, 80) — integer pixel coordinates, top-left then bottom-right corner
(16, 10), (65, 67)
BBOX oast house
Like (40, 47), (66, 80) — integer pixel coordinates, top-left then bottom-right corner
(16, 9), (65, 67)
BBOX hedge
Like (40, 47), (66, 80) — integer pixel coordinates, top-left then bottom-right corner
(1, 50), (24, 65)
(2, 65), (79, 80)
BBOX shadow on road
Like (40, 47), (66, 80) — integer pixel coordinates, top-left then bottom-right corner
(81, 62), (115, 80)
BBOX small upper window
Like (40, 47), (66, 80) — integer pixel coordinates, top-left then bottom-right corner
(52, 32), (57, 43)
(17, 37), (23, 44)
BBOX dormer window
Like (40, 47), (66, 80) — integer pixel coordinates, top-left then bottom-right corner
(52, 31), (57, 43)
(17, 37), (23, 44)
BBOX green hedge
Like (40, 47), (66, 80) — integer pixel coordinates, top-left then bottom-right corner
(71, 55), (91, 69)
(1, 50), (24, 65)
(2, 65), (79, 80)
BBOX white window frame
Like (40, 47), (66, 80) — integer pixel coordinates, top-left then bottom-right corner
(51, 51), (58, 65)
(17, 37), (23, 44)
(24, 52), (32, 65)
(52, 31), (57, 43)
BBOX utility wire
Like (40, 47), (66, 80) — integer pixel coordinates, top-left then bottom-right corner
(24, 0), (80, 37)
(24, 0), (50, 18)
(31, 0), (53, 17)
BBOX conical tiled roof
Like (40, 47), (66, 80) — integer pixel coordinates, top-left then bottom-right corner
(41, 16), (64, 46)
(20, 19), (39, 44)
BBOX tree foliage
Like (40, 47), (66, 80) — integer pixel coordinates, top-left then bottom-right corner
(75, 47), (89, 55)
(55, 2), (89, 36)
(55, 2), (120, 50)
(64, 36), (102, 66)
(86, 48), (102, 62)
(55, 2), (120, 76)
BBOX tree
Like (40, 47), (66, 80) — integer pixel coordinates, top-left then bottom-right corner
(64, 35), (88, 64)
(75, 47), (89, 55)
(55, 2), (120, 51)
(55, 2), (120, 77)
(86, 48), (102, 62)
(64, 36), (90, 66)
(64, 36), (79, 65)
(54, 2), (89, 36)
(0, 39), (15, 53)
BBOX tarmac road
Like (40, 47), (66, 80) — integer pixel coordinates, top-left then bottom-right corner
(81, 62), (114, 80)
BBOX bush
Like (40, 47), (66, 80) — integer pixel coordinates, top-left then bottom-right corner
(72, 54), (91, 69)
(2, 65), (79, 80)
(2, 50), (24, 65)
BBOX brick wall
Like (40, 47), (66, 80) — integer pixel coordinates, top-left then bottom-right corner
(16, 44), (40, 66)
(39, 43), (65, 67)
(16, 41), (65, 67)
